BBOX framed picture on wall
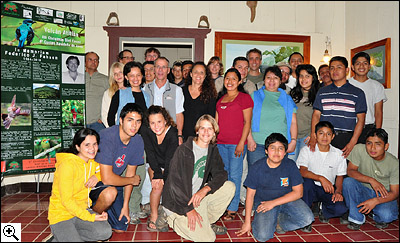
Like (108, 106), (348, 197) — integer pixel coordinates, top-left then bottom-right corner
(350, 38), (391, 88)
(214, 32), (310, 72)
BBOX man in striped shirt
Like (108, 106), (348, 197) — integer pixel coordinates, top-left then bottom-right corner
(308, 56), (367, 158)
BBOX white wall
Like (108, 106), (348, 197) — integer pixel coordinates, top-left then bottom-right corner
(4, 1), (398, 186)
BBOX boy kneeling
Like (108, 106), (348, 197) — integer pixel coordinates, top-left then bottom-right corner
(237, 133), (314, 242)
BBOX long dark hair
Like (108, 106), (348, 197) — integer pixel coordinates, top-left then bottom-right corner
(290, 64), (320, 106)
(217, 68), (246, 100)
(63, 128), (100, 155)
(186, 61), (217, 103)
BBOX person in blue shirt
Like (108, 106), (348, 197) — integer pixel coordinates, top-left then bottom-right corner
(236, 133), (314, 241)
(89, 103), (144, 233)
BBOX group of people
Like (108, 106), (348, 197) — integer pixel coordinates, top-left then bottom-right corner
(47, 47), (398, 242)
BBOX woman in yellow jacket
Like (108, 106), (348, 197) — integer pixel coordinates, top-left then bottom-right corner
(48, 128), (112, 242)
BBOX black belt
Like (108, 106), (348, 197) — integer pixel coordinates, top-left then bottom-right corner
(335, 130), (353, 136)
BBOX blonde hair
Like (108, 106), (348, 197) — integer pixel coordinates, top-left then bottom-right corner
(107, 62), (125, 98)
(194, 114), (219, 144)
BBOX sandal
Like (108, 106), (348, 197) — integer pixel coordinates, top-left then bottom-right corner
(223, 211), (237, 221)
(147, 218), (158, 232)
(211, 224), (227, 235)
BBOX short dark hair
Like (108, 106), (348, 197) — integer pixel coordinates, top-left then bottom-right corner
(182, 60), (194, 68)
(288, 52), (304, 63)
(172, 61), (183, 68)
(123, 61), (145, 87)
(318, 64), (329, 76)
(351, 51), (371, 66)
(85, 51), (99, 60)
(366, 128), (388, 144)
(265, 133), (288, 152)
(69, 128), (100, 155)
(329, 56), (348, 68)
(66, 55), (80, 66)
(118, 49), (133, 61)
(232, 56), (249, 67)
(315, 121), (335, 135)
(263, 65), (282, 81)
(144, 47), (160, 57)
(120, 103), (143, 120)
(246, 48), (262, 60)
(143, 60), (154, 67)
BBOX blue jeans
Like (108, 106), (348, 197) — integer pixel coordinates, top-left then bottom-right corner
(343, 177), (399, 224)
(252, 199), (314, 242)
(217, 144), (247, 212)
(247, 143), (266, 168)
(86, 121), (106, 134)
(288, 136), (308, 162)
(302, 178), (348, 219)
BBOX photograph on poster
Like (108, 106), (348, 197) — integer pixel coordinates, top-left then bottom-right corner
(61, 54), (85, 84)
(62, 99), (84, 127)
(33, 136), (62, 159)
(33, 83), (60, 99)
(1, 94), (31, 129)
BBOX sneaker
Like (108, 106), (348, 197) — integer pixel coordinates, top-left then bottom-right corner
(340, 213), (349, 225)
(347, 222), (361, 230)
(42, 233), (54, 242)
(319, 212), (330, 223)
(311, 202), (321, 217)
(130, 212), (141, 224)
(242, 209), (254, 217)
(375, 222), (388, 229)
(300, 224), (312, 233)
(211, 224), (227, 235)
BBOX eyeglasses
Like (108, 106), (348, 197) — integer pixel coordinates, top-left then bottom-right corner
(122, 56), (135, 60)
(280, 69), (290, 75)
(155, 66), (168, 70)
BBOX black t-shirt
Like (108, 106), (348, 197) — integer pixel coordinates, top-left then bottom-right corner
(107, 90), (147, 126)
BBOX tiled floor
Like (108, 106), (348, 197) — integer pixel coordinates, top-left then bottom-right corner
(1, 192), (398, 242)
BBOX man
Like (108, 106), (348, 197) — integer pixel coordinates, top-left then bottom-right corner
(181, 60), (194, 85)
(89, 103), (144, 233)
(318, 64), (332, 87)
(309, 56), (367, 158)
(118, 49), (134, 64)
(246, 48), (264, 86)
(144, 47), (160, 61)
(162, 114), (235, 242)
(62, 55), (84, 84)
(85, 51), (109, 133)
(143, 57), (185, 145)
(343, 128), (398, 230)
(143, 61), (155, 84)
(275, 62), (292, 93)
(349, 52), (387, 144)
(287, 52), (304, 89)
(215, 56), (256, 95)
(171, 60), (184, 87)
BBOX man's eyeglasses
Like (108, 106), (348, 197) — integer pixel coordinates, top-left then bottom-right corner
(122, 56), (135, 61)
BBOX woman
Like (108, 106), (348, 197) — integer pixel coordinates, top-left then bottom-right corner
(182, 61), (217, 141)
(107, 61), (150, 126)
(101, 62), (125, 128)
(216, 68), (253, 221)
(162, 115), (235, 242)
(207, 56), (224, 82)
(141, 105), (179, 232)
(48, 128), (112, 242)
(247, 65), (298, 166)
(289, 64), (320, 161)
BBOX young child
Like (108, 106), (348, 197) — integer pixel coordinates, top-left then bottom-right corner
(296, 121), (348, 228)
(343, 128), (399, 230)
(236, 133), (313, 242)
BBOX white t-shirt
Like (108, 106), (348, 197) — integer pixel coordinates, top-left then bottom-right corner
(62, 71), (84, 84)
(348, 77), (387, 125)
(296, 144), (347, 186)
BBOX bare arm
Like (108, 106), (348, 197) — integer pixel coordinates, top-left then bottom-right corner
(374, 100), (383, 128)
(287, 113), (297, 153)
(308, 109), (321, 152)
(342, 113), (365, 158)
(100, 164), (140, 186)
(235, 107), (253, 157)
(176, 112), (184, 145)
(257, 184), (303, 213)
(236, 187), (256, 237)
